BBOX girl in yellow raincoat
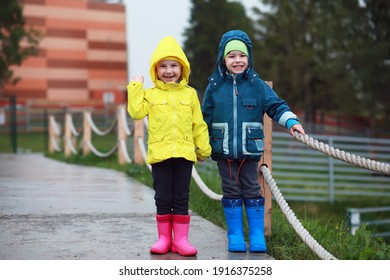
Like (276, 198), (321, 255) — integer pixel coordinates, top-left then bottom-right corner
(127, 36), (211, 256)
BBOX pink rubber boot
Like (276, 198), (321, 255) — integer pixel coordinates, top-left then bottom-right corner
(150, 214), (172, 254)
(171, 214), (197, 256)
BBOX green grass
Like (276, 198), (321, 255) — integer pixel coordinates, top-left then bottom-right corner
(0, 131), (47, 153)
(2, 131), (390, 259)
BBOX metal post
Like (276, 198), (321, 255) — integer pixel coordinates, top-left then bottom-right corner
(328, 137), (335, 204)
(348, 208), (361, 235)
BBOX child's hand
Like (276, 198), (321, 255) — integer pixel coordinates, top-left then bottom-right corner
(197, 155), (205, 162)
(289, 124), (305, 136)
(131, 76), (144, 84)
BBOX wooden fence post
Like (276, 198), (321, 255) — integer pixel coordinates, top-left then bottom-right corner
(48, 115), (56, 153)
(83, 111), (91, 156)
(259, 81), (273, 236)
(133, 119), (144, 165)
(64, 112), (72, 158)
(117, 105), (127, 165)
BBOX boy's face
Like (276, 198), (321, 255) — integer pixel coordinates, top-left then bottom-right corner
(224, 51), (248, 75)
(156, 59), (182, 83)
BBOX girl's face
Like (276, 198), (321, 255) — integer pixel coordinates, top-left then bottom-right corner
(156, 60), (182, 83)
(224, 51), (249, 75)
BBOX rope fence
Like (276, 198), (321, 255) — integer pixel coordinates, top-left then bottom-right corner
(293, 131), (390, 175)
(48, 105), (133, 164)
(48, 106), (390, 260)
(260, 164), (338, 260)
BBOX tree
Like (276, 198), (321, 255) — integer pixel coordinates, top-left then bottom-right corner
(251, 1), (360, 125)
(0, 0), (40, 91)
(251, 0), (390, 132)
(343, 0), (390, 131)
(183, 0), (254, 97)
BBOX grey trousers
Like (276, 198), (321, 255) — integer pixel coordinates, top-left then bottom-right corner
(217, 158), (262, 199)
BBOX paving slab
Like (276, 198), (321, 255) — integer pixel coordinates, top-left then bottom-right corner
(0, 153), (273, 260)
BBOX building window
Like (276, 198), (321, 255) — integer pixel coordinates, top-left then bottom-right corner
(103, 92), (115, 104)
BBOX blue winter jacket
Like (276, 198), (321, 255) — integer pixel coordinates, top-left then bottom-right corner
(201, 30), (299, 161)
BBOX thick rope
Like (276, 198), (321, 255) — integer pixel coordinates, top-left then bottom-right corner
(119, 106), (132, 136)
(85, 112), (117, 136)
(137, 136), (151, 171)
(85, 139), (118, 158)
(119, 139), (132, 163)
(260, 165), (338, 260)
(64, 137), (78, 155)
(49, 116), (61, 136)
(50, 137), (62, 152)
(69, 114), (82, 137)
(192, 167), (223, 201)
(293, 131), (390, 175)
(49, 116), (62, 152)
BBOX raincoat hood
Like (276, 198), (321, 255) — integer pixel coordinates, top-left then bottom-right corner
(149, 36), (191, 88)
(214, 30), (253, 77)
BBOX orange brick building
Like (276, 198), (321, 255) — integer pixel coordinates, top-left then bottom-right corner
(4, 0), (128, 106)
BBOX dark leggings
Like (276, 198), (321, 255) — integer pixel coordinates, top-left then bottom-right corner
(151, 158), (193, 215)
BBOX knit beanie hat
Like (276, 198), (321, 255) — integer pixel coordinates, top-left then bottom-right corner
(224, 40), (248, 58)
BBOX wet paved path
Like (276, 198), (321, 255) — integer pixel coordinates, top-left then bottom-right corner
(0, 153), (273, 260)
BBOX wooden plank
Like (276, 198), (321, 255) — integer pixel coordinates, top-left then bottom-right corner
(259, 81), (273, 236)
(133, 119), (144, 165)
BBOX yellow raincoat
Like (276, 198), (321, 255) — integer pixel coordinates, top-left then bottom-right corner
(127, 36), (211, 164)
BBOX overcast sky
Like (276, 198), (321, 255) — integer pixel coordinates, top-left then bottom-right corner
(124, 0), (263, 87)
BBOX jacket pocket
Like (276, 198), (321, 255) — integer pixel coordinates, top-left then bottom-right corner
(183, 134), (194, 144)
(178, 99), (193, 125)
(179, 99), (193, 110)
(242, 122), (264, 155)
(242, 98), (257, 110)
(150, 99), (168, 116)
(148, 133), (164, 144)
(211, 123), (229, 155)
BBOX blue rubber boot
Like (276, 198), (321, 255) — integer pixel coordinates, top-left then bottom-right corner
(222, 198), (247, 252)
(244, 198), (267, 253)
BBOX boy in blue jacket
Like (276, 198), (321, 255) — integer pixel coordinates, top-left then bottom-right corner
(202, 30), (305, 253)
